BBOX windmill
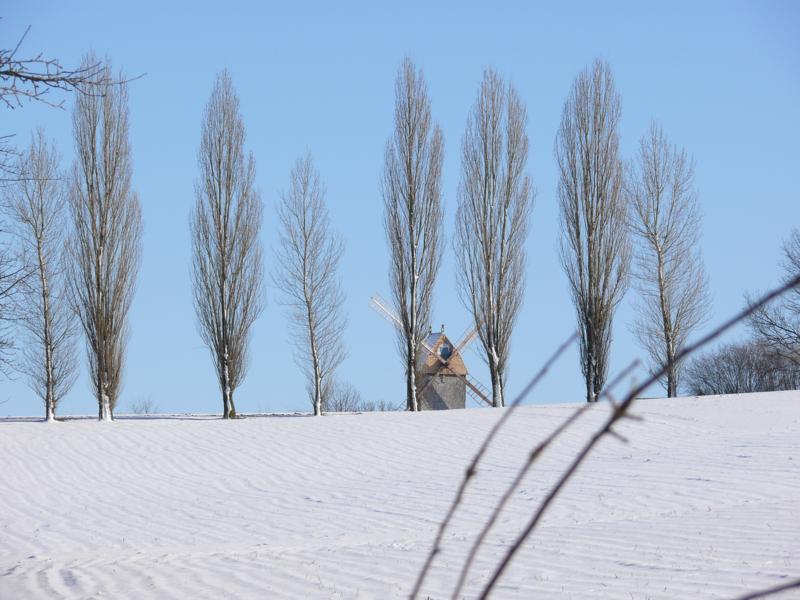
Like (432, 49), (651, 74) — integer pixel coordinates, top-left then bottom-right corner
(370, 295), (492, 408)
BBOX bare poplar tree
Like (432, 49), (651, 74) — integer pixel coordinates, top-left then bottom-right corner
(67, 55), (142, 421)
(557, 58), (630, 403)
(382, 57), (444, 412)
(748, 228), (800, 370)
(191, 70), (264, 419)
(5, 130), (76, 419)
(274, 155), (346, 416)
(626, 123), (711, 396)
(455, 68), (533, 408)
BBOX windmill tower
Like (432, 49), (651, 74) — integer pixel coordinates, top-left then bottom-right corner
(417, 325), (467, 409)
(370, 295), (491, 409)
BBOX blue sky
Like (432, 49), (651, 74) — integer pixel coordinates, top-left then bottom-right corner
(2, 1), (799, 416)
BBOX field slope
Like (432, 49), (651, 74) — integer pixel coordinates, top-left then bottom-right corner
(1, 391), (798, 599)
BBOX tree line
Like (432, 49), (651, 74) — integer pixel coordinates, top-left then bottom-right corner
(385, 56), (796, 412)
(1, 45), (798, 421)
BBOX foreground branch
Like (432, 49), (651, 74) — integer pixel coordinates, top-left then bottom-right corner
(476, 272), (800, 599)
(450, 359), (640, 599)
(409, 332), (577, 599)
(732, 578), (800, 600)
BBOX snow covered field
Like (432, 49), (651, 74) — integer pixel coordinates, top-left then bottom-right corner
(1, 391), (798, 599)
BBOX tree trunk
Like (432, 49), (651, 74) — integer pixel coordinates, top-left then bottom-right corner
(592, 371), (602, 403)
(311, 341), (322, 416)
(99, 387), (112, 421)
(656, 252), (678, 398)
(406, 340), (418, 411)
(494, 374), (505, 408)
(97, 242), (107, 419)
(37, 236), (57, 421)
(408, 238), (419, 413)
(306, 281), (324, 416)
(222, 381), (236, 419)
(666, 353), (677, 398)
(314, 372), (322, 416)
(220, 344), (236, 419)
(585, 323), (596, 402)
(488, 350), (503, 408)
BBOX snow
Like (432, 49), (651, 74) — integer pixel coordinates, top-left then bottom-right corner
(1, 391), (798, 599)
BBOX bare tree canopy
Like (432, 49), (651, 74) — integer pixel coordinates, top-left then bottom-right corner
(324, 379), (401, 412)
(626, 123), (711, 396)
(455, 67), (533, 408)
(324, 380), (363, 412)
(67, 54), (142, 421)
(557, 58), (630, 403)
(129, 395), (159, 415)
(382, 57), (444, 412)
(191, 69), (264, 420)
(684, 339), (800, 396)
(747, 228), (800, 370)
(4, 130), (77, 419)
(274, 154), (346, 416)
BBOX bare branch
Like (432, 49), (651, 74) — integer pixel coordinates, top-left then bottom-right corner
(0, 26), (143, 180)
(0, 25), (142, 111)
(475, 272), (800, 599)
(449, 358), (639, 599)
(409, 332), (577, 599)
(730, 577), (800, 600)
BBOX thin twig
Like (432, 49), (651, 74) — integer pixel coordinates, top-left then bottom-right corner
(476, 273), (800, 599)
(409, 332), (578, 599)
(0, 25), (144, 110)
(450, 359), (639, 599)
(730, 577), (800, 600)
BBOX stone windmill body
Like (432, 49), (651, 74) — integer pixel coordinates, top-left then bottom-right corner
(370, 295), (491, 409)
